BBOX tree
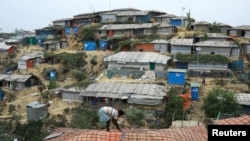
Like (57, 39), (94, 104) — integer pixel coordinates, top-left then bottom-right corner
(80, 26), (96, 41)
(208, 22), (220, 33)
(150, 25), (158, 35)
(186, 10), (192, 31)
(164, 88), (185, 127)
(202, 87), (241, 118)
(202, 32), (209, 41)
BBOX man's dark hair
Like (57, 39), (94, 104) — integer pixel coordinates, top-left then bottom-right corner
(118, 109), (125, 116)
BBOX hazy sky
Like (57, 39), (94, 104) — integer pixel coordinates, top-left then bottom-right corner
(0, 0), (249, 32)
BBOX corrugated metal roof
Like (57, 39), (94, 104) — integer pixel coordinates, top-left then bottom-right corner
(112, 8), (140, 12)
(198, 33), (231, 38)
(52, 18), (73, 22)
(167, 68), (187, 73)
(98, 23), (160, 30)
(0, 42), (12, 50)
(99, 11), (117, 15)
(42, 40), (63, 44)
(18, 51), (44, 61)
(194, 41), (238, 47)
(170, 39), (194, 46)
(116, 11), (151, 16)
(190, 82), (201, 87)
(73, 12), (98, 18)
(103, 52), (171, 64)
(79, 82), (170, 99)
(191, 21), (210, 25)
(232, 25), (250, 30)
(218, 22), (232, 27)
(213, 115), (250, 125)
(26, 101), (47, 108)
(171, 120), (204, 128)
(236, 93), (250, 106)
(0, 74), (32, 82)
(158, 23), (173, 27)
(44, 125), (208, 141)
(101, 10), (165, 16)
(154, 13), (176, 18)
(59, 86), (85, 93)
(171, 16), (195, 20)
(188, 63), (228, 71)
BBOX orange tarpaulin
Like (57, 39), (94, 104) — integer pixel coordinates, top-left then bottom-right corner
(179, 89), (191, 110)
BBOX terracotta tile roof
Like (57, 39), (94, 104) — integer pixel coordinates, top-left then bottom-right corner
(44, 125), (207, 141)
(213, 115), (250, 125)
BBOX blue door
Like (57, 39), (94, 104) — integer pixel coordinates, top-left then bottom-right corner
(191, 87), (199, 100)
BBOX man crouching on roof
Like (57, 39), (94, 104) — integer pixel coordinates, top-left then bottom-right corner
(99, 106), (125, 132)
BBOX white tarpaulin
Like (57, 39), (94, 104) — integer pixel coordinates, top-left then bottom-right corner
(127, 95), (164, 105)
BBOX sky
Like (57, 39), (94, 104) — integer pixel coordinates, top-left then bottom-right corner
(0, 0), (249, 33)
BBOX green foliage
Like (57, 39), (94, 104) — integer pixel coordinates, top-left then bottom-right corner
(202, 87), (241, 118)
(71, 70), (87, 81)
(90, 55), (98, 66)
(47, 80), (59, 90)
(0, 100), (6, 114)
(126, 107), (146, 128)
(57, 52), (87, 69)
(41, 90), (50, 101)
(208, 22), (220, 33)
(48, 114), (67, 127)
(63, 108), (71, 114)
(69, 107), (98, 129)
(10, 114), (69, 140)
(11, 80), (17, 91)
(64, 81), (93, 88)
(61, 66), (70, 74)
(9, 54), (16, 58)
(151, 25), (158, 35)
(154, 81), (166, 86)
(80, 26), (96, 41)
(164, 88), (185, 127)
(43, 52), (56, 59)
(8, 104), (16, 114)
(8, 92), (16, 101)
(202, 32), (209, 41)
(13, 120), (45, 141)
(44, 52), (87, 69)
(117, 37), (157, 51)
(186, 10), (192, 31)
(175, 53), (230, 63)
(41, 68), (50, 79)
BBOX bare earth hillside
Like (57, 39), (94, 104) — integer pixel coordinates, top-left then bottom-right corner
(0, 30), (249, 128)
(0, 45), (114, 123)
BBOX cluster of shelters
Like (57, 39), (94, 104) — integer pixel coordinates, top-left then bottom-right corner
(59, 82), (170, 107)
(43, 115), (250, 141)
(0, 74), (39, 90)
(30, 8), (250, 52)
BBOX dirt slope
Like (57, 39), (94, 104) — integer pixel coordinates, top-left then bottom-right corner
(0, 45), (114, 123)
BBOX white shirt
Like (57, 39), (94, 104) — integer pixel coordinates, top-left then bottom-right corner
(103, 106), (118, 119)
